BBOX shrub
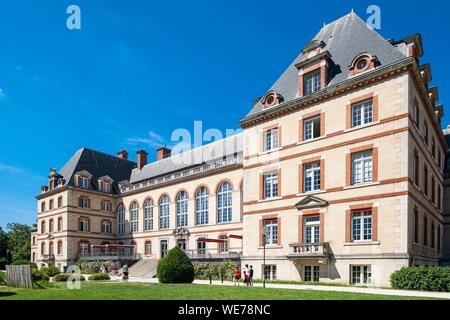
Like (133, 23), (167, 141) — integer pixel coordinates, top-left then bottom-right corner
(0, 271), (6, 285)
(11, 260), (37, 268)
(32, 268), (50, 281)
(41, 266), (61, 277)
(157, 246), (194, 284)
(0, 258), (8, 270)
(88, 273), (110, 281)
(390, 267), (450, 292)
(53, 273), (85, 282)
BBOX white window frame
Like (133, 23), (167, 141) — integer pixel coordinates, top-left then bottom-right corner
(263, 172), (278, 199)
(159, 196), (170, 229)
(79, 218), (89, 232)
(351, 265), (372, 285)
(303, 116), (321, 141)
(264, 220), (278, 245)
(195, 187), (209, 225)
(303, 71), (321, 95)
(304, 162), (321, 192)
(217, 183), (232, 223)
(351, 150), (373, 185)
(79, 176), (89, 189)
(176, 192), (189, 228)
(351, 100), (373, 127)
(144, 199), (153, 231)
(117, 205), (125, 234)
(263, 265), (277, 280)
(304, 216), (320, 244)
(304, 265), (320, 282)
(103, 182), (111, 193)
(130, 202), (139, 233)
(263, 128), (279, 152)
(351, 210), (372, 242)
(102, 220), (111, 234)
(79, 242), (89, 257)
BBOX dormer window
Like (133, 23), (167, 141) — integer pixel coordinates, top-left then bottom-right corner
(261, 91), (284, 109)
(349, 53), (379, 77)
(304, 71), (321, 95)
(79, 177), (89, 189)
(103, 182), (111, 193)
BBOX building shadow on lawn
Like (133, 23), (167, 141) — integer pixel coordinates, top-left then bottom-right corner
(0, 292), (17, 297)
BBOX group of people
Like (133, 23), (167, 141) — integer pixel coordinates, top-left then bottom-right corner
(232, 264), (254, 286)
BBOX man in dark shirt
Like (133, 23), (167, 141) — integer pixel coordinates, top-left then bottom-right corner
(249, 265), (254, 286)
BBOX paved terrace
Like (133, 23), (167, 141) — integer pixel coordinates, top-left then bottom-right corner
(110, 276), (450, 299)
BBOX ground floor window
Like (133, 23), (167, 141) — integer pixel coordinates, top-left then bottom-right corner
(160, 240), (168, 258)
(351, 265), (371, 285)
(304, 265), (319, 282)
(177, 239), (187, 250)
(197, 241), (206, 254)
(263, 265), (277, 280)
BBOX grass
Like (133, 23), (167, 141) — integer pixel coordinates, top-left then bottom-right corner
(0, 281), (441, 300)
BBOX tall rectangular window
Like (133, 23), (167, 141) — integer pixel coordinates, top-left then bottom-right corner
(263, 219), (278, 245)
(431, 221), (435, 249)
(431, 176), (436, 204)
(263, 128), (279, 152)
(414, 209), (419, 244)
(303, 116), (321, 141)
(79, 218), (89, 232)
(304, 266), (320, 282)
(303, 71), (321, 95)
(432, 140), (436, 159)
(263, 265), (277, 280)
(423, 216), (428, 246)
(160, 240), (168, 258)
(413, 152), (419, 186)
(351, 265), (371, 285)
(263, 172), (279, 199)
(304, 216), (320, 244)
(79, 177), (89, 189)
(351, 151), (373, 185)
(424, 165), (429, 196)
(438, 225), (441, 251)
(304, 162), (321, 192)
(351, 210), (372, 241)
(352, 100), (373, 127)
(197, 240), (206, 255)
(423, 123), (429, 145)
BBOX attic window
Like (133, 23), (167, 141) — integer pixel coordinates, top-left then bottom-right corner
(349, 54), (378, 77)
(261, 92), (283, 109)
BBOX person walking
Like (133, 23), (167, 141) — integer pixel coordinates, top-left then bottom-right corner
(122, 264), (129, 282)
(249, 265), (254, 286)
(243, 271), (250, 286)
(233, 266), (241, 286)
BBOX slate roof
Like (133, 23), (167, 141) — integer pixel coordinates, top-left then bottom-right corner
(243, 11), (409, 120)
(130, 133), (243, 184)
(58, 148), (136, 194)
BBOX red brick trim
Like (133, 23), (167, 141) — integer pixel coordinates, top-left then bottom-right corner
(345, 204), (376, 242)
(144, 239), (152, 255)
(259, 215), (278, 246)
(345, 145), (378, 186)
(345, 93), (378, 129)
(215, 179), (234, 194)
(261, 124), (281, 152)
(345, 210), (351, 242)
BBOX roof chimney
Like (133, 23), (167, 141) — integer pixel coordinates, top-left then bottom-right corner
(137, 150), (148, 170)
(157, 147), (171, 161)
(117, 149), (128, 160)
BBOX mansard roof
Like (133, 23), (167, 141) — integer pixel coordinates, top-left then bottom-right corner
(243, 11), (408, 120)
(129, 133), (243, 184)
(58, 147), (136, 194)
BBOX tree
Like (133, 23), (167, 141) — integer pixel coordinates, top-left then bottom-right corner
(0, 227), (7, 259)
(6, 223), (31, 262)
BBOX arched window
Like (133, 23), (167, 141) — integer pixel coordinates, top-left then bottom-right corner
(130, 202), (139, 233)
(117, 204), (125, 234)
(176, 191), (188, 228)
(195, 187), (209, 225)
(159, 196), (170, 229)
(217, 182), (232, 223)
(144, 199), (154, 231)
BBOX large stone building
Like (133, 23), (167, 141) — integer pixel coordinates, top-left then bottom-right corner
(31, 12), (447, 287)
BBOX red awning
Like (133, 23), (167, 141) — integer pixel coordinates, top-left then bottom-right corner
(228, 234), (243, 239)
(196, 237), (225, 243)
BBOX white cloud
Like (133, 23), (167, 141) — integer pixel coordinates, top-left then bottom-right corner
(126, 130), (168, 148)
(0, 88), (5, 99)
(0, 162), (46, 180)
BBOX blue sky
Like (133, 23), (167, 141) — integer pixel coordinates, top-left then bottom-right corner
(0, 0), (449, 228)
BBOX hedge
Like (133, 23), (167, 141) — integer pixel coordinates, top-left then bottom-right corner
(53, 273), (86, 282)
(32, 268), (50, 281)
(157, 246), (194, 284)
(11, 260), (37, 268)
(390, 267), (450, 292)
(88, 273), (110, 281)
(0, 271), (6, 285)
(41, 266), (61, 277)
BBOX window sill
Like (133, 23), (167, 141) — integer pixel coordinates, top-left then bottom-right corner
(344, 121), (380, 133)
(297, 190), (326, 197)
(258, 148), (281, 156)
(344, 241), (380, 246)
(297, 136), (325, 146)
(258, 197), (282, 203)
(258, 245), (283, 249)
(343, 181), (380, 190)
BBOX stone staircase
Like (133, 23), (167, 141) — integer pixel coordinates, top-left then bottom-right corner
(128, 259), (159, 278)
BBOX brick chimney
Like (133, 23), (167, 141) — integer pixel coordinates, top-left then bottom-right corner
(157, 147), (171, 161)
(117, 149), (128, 160)
(137, 150), (148, 170)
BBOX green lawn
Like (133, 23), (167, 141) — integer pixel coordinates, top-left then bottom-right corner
(0, 281), (439, 300)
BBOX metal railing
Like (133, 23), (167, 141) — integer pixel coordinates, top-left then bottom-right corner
(120, 154), (243, 194)
(185, 248), (242, 260)
(41, 254), (55, 261)
(288, 243), (330, 256)
(78, 252), (141, 261)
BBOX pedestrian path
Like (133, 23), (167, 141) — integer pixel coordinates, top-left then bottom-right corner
(111, 276), (450, 299)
